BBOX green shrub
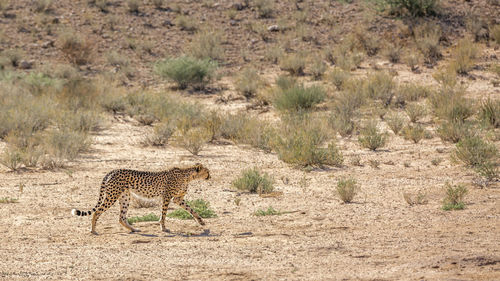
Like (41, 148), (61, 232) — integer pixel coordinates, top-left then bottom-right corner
(235, 67), (264, 99)
(479, 98), (500, 128)
(358, 121), (388, 151)
(167, 199), (217, 220)
(386, 113), (406, 135)
(274, 118), (343, 167)
(273, 83), (326, 112)
(452, 136), (497, 168)
(442, 183), (467, 211)
(255, 206), (281, 216)
(188, 29), (224, 61)
(0, 197), (18, 204)
(154, 56), (217, 90)
(385, 0), (438, 17)
(279, 53), (307, 76)
(127, 213), (159, 225)
(232, 168), (274, 194)
(475, 162), (498, 182)
(336, 177), (358, 203)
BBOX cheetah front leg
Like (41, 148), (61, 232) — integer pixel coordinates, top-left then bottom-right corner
(119, 190), (140, 233)
(173, 197), (205, 226)
(159, 194), (173, 232)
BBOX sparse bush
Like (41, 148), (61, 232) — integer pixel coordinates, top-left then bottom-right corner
(358, 120), (388, 151)
(328, 68), (350, 90)
(167, 199), (217, 219)
(450, 38), (479, 74)
(272, 83), (326, 112)
(452, 136), (497, 168)
(1, 49), (23, 67)
(396, 83), (432, 104)
(152, 0), (164, 9)
(107, 51), (130, 67)
(143, 120), (176, 146)
(232, 167), (274, 194)
(405, 52), (421, 72)
(475, 162), (498, 182)
(402, 124), (425, 143)
(403, 191), (428, 206)
(279, 53), (306, 76)
(385, 0), (438, 17)
(255, 206), (281, 216)
(479, 99), (500, 128)
(188, 29), (224, 61)
(176, 126), (210, 156)
(126, 0), (140, 13)
(202, 110), (223, 142)
(364, 71), (395, 107)
(127, 213), (159, 225)
(274, 118), (343, 167)
(59, 32), (93, 65)
(354, 27), (380, 56)
(175, 15), (198, 32)
(442, 183), (467, 211)
(235, 67), (264, 99)
(490, 25), (500, 45)
(309, 56), (327, 80)
(0, 147), (23, 171)
(437, 121), (472, 143)
(336, 177), (358, 203)
(42, 129), (91, 165)
(34, 0), (53, 13)
(384, 42), (402, 63)
(154, 56), (217, 90)
(329, 113), (355, 137)
(386, 113), (406, 135)
(405, 103), (426, 123)
(414, 23), (441, 65)
(265, 45), (283, 64)
(220, 113), (274, 151)
(254, 0), (274, 18)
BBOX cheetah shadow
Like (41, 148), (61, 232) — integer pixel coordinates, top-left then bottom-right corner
(129, 229), (217, 238)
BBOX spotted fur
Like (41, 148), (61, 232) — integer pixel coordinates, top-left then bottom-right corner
(71, 163), (210, 235)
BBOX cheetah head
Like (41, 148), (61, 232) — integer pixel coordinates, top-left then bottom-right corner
(193, 163), (210, 180)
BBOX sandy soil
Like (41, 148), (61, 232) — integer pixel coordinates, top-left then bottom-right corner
(1, 112), (499, 281)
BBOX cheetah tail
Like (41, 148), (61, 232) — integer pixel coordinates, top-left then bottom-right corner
(71, 173), (110, 217)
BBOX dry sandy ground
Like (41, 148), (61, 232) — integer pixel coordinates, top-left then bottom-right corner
(1, 112), (499, 281)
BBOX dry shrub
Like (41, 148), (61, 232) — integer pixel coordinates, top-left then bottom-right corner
(405, 103), (426, 123)
(384, 42), (402, 63)
(220, 113), (274, 152)
(328, 68), (350, 90)
(396, 83), (432, 105)
(254, 0), (274, 18)
(490, 24), (500, 45)
(358, 120), (388, 151)
(452, 136), (497, 168)
(143, 120), (176, 147)
(0, 147), (23, 171)
(235, 67), (264, 99)
(42, 129), (91, 168)
(59, 32), (93, 65)
(336, 177), (358, 203)
(188, 29), (224, 61)
(386, 113), (406, 135)
(402, 124), (425, 143)
(414, 23), (442, 65)
(175, 15), (198, 32)
(437, 120), (472, 143)
(176, 127), (210, 156)
(479, 98), (500, 128)
(403, 191), (428, 206)
(279, 53), (306, 76)
(309, 55), (327, 80)
(364, 71), (395, 107)
(442, 183), (467, 211)
(449, 38), (480, 74)
(354, 26), (380, 56)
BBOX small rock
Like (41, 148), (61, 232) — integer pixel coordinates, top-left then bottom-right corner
(267, 25), (279, 32)
(18, 60), (34, 70)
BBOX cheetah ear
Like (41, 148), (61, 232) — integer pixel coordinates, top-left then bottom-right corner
(195, 163), (202, 172)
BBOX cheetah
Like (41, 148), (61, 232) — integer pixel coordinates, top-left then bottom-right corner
(71, 163), (210, 235)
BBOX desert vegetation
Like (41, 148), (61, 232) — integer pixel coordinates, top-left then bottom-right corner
(0, 0), (498, 279)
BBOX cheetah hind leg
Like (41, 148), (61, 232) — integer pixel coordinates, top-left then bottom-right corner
(119, 191), (140, 233)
